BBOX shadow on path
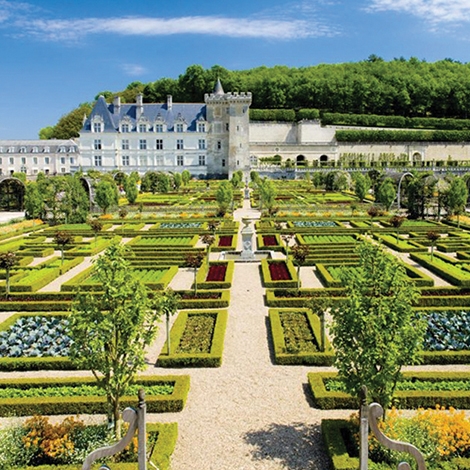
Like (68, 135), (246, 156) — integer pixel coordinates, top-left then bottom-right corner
(243, 422), (331, 470)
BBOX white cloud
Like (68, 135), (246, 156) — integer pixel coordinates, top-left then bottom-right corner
(367, 0), (470, 24)
(0, 0), (34, 24)
(14, 14), (335, 42)
(121, 63), (147, 77)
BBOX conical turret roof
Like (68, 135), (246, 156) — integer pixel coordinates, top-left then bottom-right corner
(213, 78), (224, 95)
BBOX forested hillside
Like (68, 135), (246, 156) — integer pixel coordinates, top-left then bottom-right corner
(42, 57), (470, 139)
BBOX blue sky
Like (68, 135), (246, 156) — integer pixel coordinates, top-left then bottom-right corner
(2, 0), (470, 139)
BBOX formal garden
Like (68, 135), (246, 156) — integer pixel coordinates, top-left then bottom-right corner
(0, 170), (469, 469)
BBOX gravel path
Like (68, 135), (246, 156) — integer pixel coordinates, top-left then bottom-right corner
(156, 261), (337, 470)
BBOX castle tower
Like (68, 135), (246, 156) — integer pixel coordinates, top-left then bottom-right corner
(205, 79), (252, 179)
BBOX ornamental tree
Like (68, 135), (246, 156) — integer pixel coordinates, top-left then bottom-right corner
(54, 231), (73, 265)
(88, 218), (103, 246)
(426, 230), (440, 261)
(329, 241), (425, 409)
(376, 178), (396, 211)
(158, 288), (180, 356)
(95, 180), (118, 215)
(291, 244), (309, 290)
(215, 181), (233, 217)
(445, 177), (468, 228)
(389, 215), (406, 243)
(0, 251), (17, 296)
(185, 252), (204, 294)
(68, 242), (162, 438)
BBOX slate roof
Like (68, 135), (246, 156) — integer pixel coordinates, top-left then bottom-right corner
(82, 96), (207, 133)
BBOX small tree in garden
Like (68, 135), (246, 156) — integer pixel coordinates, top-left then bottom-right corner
(95, 180), (118, 215)
(181, 169), (191, 186)
(291, 245), (309, 290)
(0, 251), (17, 296)
(207, 220), (219, 235)
(88, 218), (103, 246)
(173, 172), (182, 191)
(54, 231), (73, 265)
(445, 177), (468, 228)
(389, 215), (406, 243)
(426, 230), (440, 261)
(201, 234), (215, 264)
(124, 177), (138, 204)
(377, 178), (396, 211)
(69, 242), (162, 439)
(328, 241), (425, 409)
(367, 205), (380, 226)
(215, 181), (233, 217)
(281, 233), (295, 258)
(118, 207), (128, 220)
(158, 288), (180, 355)
(186, 252), (204, 294)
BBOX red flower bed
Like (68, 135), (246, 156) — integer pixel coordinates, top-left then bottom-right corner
(206, 265), (227, 282)
(263, 235), (277, 246)
(218, 236), (233, 247)
(269, 261), (292, 281)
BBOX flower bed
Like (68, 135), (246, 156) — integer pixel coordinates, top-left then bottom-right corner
(195, 261), (234, 289)
(157, 310), (228, 368)
(269, 261), (291, 281)
(261, 260), (298, 288)
(0, 420), (177, 470)
(206, 264), (226, 282)
(218, 235), (233, 247)
(263, 235), (278, 246)
(291, 220), (337, 228)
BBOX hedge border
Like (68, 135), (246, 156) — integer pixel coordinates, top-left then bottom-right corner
(157, 310), (228, 368)
(0, 375), (190, 417)
(308, 371), (470, 409)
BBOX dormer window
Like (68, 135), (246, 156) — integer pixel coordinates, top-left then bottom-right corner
(197, 122), (206, 133)
(43, 146), (50, 153)
(155, 124), (163, 133)
(69, 147), (75, 153)
(32, 147), (38, 153)
(176, 123), (184, 133)
(59, 146), (66, 153)
(7, 147), (14, 153)
(19, 147), (26, 153)
(93, 122), (102, 133)
(139, 124), (147, 133)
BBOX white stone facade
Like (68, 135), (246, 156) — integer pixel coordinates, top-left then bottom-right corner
(0, 140), (78, 177)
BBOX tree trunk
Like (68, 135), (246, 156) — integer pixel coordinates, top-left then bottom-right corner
(166, 313), (171, 355)
(5, 268), (10, 296)
(113, 397), (122, 439)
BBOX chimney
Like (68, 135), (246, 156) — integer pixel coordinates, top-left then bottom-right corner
(113, 95), (121, 114)
(136, 93), (143, 120)
(167, 95), (173, 110)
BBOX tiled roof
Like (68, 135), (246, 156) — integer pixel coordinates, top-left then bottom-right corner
(83, 96), (207, 133)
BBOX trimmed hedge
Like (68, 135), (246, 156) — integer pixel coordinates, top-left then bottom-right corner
(0, 375), (190, 416)
(321, 419), (358, 470)
(157, 310), (228, 368)
(410, 252), (470, 287)
(176, 289), (230, 309)
(61, 265), (178, 291)
(269, 308), (334, 365)
(308, 371), (470, 409)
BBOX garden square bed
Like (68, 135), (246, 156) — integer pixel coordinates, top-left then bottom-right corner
(261, 259), (298, 288)
(194, 261), (234, 289)
(269, 308), (334, 365)
(157, 310), (228, 368)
